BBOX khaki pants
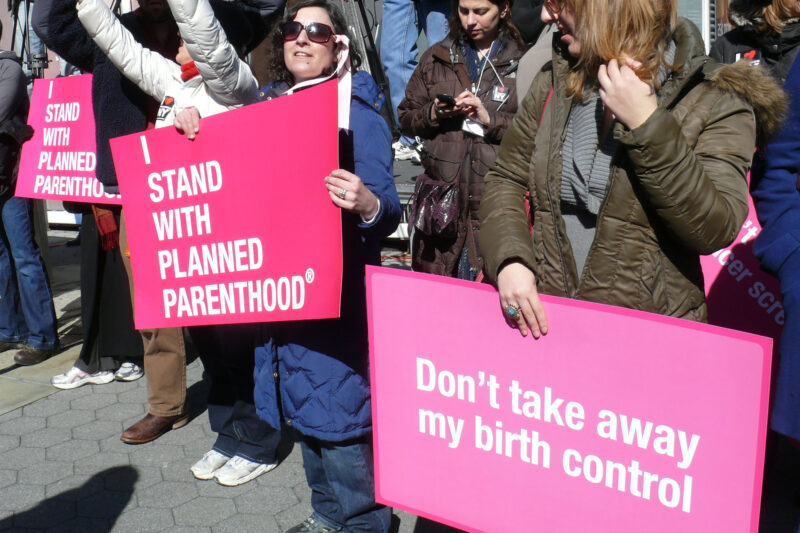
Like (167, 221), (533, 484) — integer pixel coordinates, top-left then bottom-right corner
(120, 212), (186, 417)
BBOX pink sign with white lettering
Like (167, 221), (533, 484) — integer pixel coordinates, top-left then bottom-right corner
(17, 75), (121, 204)
(110, 81), (342, 329)
(367, 267), (772, 533)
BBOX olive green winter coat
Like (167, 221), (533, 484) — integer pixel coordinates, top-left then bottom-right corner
(478, 18), (786, 321)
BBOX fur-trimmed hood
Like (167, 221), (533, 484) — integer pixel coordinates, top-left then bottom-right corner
(708, 59), (788, 148)
(664, 18), (787, 149)
(728, 0), (800, 29)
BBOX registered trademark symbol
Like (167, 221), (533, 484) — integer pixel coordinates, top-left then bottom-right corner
(305, 268), (315, 283)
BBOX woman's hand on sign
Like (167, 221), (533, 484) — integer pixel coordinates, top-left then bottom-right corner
(497, 261), (548, 338)
(325, 169), (380, 220)
(174, 107), (201, 140)
(598, 57), (657, 130)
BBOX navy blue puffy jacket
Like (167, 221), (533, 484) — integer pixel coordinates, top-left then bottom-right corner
(254, 71), (401, 440)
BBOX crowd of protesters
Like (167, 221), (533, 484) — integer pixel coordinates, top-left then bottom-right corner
(0, 0), (799, 530)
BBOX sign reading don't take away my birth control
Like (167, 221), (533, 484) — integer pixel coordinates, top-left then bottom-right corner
(367, 267), (772, 533)
(110, 81), (342, 329)
(17, 75), (121, 204)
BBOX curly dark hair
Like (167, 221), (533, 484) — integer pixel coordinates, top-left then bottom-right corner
(447, 0), (523, 48)
(268, 0), (363, 85)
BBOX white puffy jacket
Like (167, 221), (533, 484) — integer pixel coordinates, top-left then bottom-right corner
(76, 0), (258, 128)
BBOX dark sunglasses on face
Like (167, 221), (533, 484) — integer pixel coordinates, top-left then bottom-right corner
(282, 21), (335, 44)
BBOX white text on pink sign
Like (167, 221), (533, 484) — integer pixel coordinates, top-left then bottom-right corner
(416, 357), (698, 513)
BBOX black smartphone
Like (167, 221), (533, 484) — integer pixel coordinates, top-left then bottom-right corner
(436, 93), (456, 107)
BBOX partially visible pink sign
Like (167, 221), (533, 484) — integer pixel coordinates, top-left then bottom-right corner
(702, 191), (783, 341)
(16, 75), (121, 204)
(110, 80), (342, 329)
(367, 267), (772, 533)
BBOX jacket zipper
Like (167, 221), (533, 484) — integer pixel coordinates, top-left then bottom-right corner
(543, 78), (575, 296)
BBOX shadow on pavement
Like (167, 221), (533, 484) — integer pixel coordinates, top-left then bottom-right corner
(0, 466), (138, 532)
(185, 370), (211, 424)
(413, 517), (465, 532)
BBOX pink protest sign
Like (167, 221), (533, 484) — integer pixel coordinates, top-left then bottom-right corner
(367, 267), (772, 533)
(110, 80), (342, 329)
(702, 191), (783, 341)
(16, 75), (121, 204)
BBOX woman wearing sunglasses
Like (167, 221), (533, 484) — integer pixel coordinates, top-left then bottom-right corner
(478, 0), (785, 336)
(397, 0), (524, 279)
(75, 0), (292, 486)
(249, 1), (401, 531)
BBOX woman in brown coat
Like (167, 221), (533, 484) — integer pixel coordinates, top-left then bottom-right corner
(479, 0), (786, 337)
(398, 0), (524, 279)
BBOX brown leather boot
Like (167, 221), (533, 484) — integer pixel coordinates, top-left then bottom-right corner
(14, 346), (56, 366)
(120, 412), (189, 444)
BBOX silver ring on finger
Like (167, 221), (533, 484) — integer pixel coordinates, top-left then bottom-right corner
(338, 188), (347, 200)
(505, 304), (521, 320)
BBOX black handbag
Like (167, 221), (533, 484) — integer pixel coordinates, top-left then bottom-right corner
(410, 172), (460, 237)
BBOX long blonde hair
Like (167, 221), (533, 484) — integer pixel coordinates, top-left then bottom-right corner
(561, 0), (677, 100)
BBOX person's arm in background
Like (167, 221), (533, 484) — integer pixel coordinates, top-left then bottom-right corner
(0, 58), (32, 193)
(325, 75), (401, 238)
(0, 59), (26, 123)
(752, 57), (800, 290)
(76, 0), (178, 102)
(166, 0), (262, 106)
(32, 0), (96, 72)
(398, 48), (453, 140)
(347, 97), (401, 237)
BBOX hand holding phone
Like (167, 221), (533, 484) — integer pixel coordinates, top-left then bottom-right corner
(436, 93), (456, 107)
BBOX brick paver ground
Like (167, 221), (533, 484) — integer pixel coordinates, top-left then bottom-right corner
(0, 356), (464, 532)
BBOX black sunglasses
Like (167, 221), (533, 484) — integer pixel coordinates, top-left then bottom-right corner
(281, 21), (335, 44)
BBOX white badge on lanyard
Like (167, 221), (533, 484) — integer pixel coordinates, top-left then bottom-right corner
(462, 118), (485, 137)
(492, 85), (508, 103)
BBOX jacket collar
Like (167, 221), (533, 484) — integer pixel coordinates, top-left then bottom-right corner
(257, 71), (386, 113)
(430, 35), (523, 68)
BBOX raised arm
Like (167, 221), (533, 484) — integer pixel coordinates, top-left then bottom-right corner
(599, 59), (771, 254)
(612, 82), (758, 254)
(76, 0), (179, 102)
(32, 0), (97, 72)
(166, 0), (259, 106)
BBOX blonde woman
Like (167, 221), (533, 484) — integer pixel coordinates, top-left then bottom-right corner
(478, 0), (786, 336)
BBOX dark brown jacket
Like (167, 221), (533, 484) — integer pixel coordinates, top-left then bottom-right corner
(399, 36), (523, 276)
(479, 19), (786, 321)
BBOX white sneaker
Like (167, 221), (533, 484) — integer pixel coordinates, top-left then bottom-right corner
(393, 141), (420, 162)
(114, 362), (144, 382)
(191, 450), (230, 480)
(214, 455), (277, 486)
(51, 366), (115, 390)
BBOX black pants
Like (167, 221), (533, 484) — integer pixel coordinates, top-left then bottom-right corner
(76, 208), (142, 373)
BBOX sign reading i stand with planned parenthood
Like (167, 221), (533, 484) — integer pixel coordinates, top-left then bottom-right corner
(109, 80), (342, 329)
(16, 75), (121, 204)
(366, 267), (772, 533)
